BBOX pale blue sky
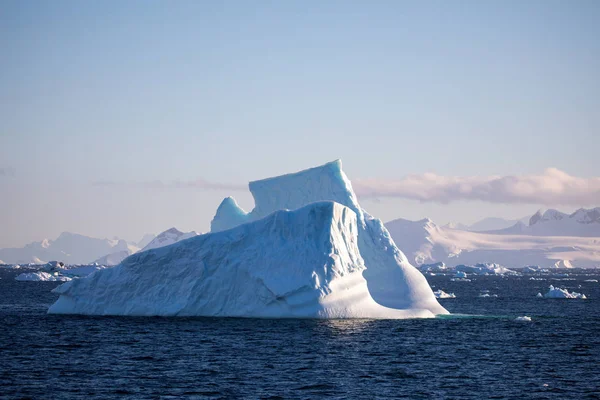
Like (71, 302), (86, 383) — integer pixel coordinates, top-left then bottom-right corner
(1, 0), (599, 247)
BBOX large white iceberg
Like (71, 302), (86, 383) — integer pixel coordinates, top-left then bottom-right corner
(49, 160), (448, 318)
(541, 285), (587, 299)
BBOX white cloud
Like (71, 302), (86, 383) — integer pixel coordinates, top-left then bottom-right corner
(353, 168), (600, 205)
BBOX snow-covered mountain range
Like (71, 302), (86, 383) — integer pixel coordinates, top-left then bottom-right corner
(0, 232), (141, 265)
(444, 216), (529, 232)
(386, 208), (600, 269)
(485, 208), (600, 237)
(0, 228), (197, 266)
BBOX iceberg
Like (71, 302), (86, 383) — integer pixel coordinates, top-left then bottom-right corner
(455, 263), (517, 276)
(1, 264), (22, 269)
(515, 316), (532, 322)
(433, 290), (456, 299)
(49, 160), (447, 318)
(42, 261), (66, 272)
(418, 262), (448, 273)
(60, 264), (108, 277)
(543, 285), (587, 299)
(15, 263), (107, 282)
(16, 271), (72, 282)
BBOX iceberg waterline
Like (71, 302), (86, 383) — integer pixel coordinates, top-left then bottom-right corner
(49, 160), (448, 318)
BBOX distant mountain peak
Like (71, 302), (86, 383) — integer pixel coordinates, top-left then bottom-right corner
(529, 209), (569, 226)
(570, 207), (600, 224)
(529, 210), (544, 226)
(141, 228), (199, 252)
(162, 227), (184, 235)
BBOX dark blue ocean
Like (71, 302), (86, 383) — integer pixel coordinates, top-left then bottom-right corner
(1, 268), (599, 399)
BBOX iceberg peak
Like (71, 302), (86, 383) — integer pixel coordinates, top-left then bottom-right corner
(212, 160), (363, 233)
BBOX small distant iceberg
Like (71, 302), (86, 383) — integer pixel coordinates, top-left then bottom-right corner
(418, 262), (448, 273)
(540, 285), (587, 299)
(15, 261), (108, 282)
(15, 271), (72, 282)
(454, 270), (467, 278)
(433, 290), (456, 299)
(583, 279), (598, 283)
(515, 316), (532, 322)
(60, 264), (108, 277)
(522, 265), (541, 273)
(478, 292), (498, 298)
(1, 264), (23, 269)
(456, 263), (517, 276)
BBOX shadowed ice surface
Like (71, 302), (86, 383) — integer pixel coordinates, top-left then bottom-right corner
(1, 268), (600, 399)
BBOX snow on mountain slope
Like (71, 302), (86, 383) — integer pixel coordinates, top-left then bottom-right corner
(49, 160), (447, 318)
(0, 233), (139, 265)
(93, 250), (135, 266)
(552, 260), (574, 269)
(136, 233), (156, 249)
(141, 228), (198, 252)
(92, 228), (195, 266)
(488, 208), (600, 237)
(49, 202), (441, 318)
(385, 218), (460, 265)
(444, 217), (530, 232)
(385, 217), (600, 269)
(471, 217), (526, 231)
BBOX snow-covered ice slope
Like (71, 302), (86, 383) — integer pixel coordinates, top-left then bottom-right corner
(49, 202), (440, 318)
(49, 160), (447, 318)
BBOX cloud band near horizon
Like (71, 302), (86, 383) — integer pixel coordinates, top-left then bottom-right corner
(93, 168), (600, 206)
(352, 168), (600, 205)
